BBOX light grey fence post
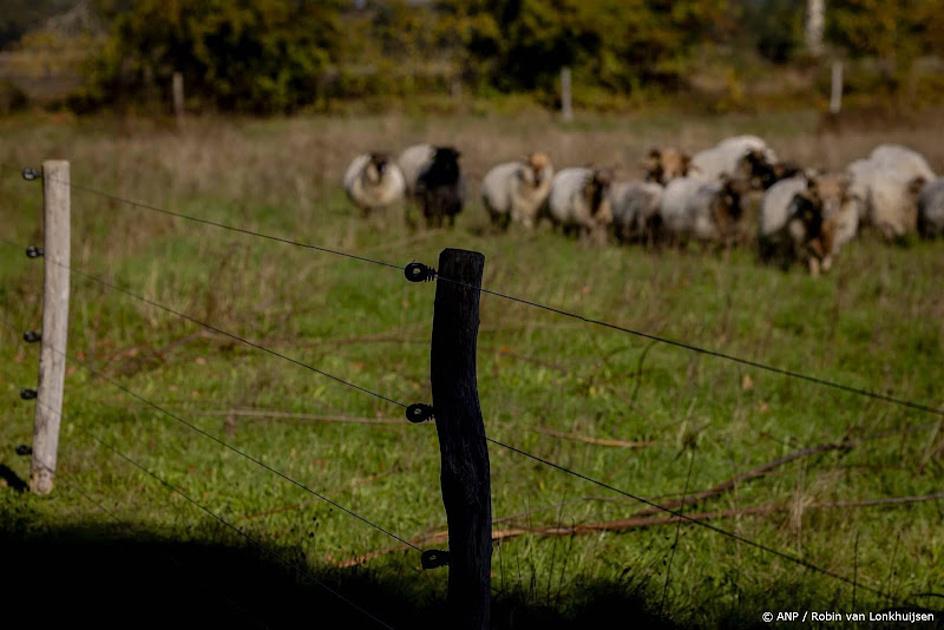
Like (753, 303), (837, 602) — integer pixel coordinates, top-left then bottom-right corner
(830, 61), (844, 115)
(29, 160), (70, 495)
(561, 67), (573, 122)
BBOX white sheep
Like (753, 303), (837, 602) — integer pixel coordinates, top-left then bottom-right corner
(547, 167), (613, 240)
(846, 147), (932, 240)
(868, 145), (936, 181)
(690, 135), (778, 182)
(918, 178), (944, 238)
(609, 181), (663, 244)
(481, 153), (554, 230)
(343, 153), (406, 217)
(659, 175), (745, 245)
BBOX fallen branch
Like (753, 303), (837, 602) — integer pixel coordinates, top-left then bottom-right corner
(183, 408), (405, 425)
(535, 427), (654, 449)
(631, 441), (850, 518)
(332, 491), (944, 568)
(492, 490), (944, 542)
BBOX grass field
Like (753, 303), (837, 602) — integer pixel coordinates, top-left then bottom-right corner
(1, 110), (942, 628)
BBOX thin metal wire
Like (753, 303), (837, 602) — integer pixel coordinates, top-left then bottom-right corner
(1, 163), (402, 272)
(78, 356), (421, 552)
(484, 435), (908, 603)
(0, 237), (406, 410)
(3, 173), (938, 601)
(451, 278), (944, 419)
(0, 307), (920, 606)
(0, 314), (420, 554)
(60, 424), (396, 629)
(7, 168), (943, 418)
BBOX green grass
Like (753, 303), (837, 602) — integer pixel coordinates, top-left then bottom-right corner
(0, 112), (942, 628)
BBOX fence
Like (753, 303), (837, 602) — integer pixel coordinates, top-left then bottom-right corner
(3, 160), (943, 628)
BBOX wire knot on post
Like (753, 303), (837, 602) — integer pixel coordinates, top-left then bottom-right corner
(405, 403), (434, 424)
(20, 388), (38, 400)
(421, 549), (449, 569)
(22, 167), (41, 181)
(23, 330), (42, 343)
(26, 245), (44, 258)
(404, 261), (437, 283)
(15, 445), (32, 456)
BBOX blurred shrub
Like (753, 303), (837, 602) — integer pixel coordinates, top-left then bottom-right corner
(85, 0), (345, 114)
(435, 0), (735, 99)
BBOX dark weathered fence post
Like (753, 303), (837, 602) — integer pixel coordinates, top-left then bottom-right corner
(30, 159), (70, 495)
(431, 248), (491, 629)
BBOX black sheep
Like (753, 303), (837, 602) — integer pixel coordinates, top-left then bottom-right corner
(415, 147), (464, 228)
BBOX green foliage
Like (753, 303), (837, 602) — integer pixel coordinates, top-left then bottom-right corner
(743, 0), (805, 64)
(87, 0), (345, 113)
(8, 0), (943, 113)
(436, 0), (734, 97)
(828, 0), (943, 62)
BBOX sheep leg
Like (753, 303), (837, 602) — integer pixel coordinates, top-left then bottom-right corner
(807, 257), (821, 277)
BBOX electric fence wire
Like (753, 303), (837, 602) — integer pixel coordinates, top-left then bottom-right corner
(7, 165), (942, 420)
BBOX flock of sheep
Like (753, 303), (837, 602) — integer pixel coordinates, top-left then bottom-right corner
(343, 137), (943, 275)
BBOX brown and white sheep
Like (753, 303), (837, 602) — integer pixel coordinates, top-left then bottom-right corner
(481, 153), (554, 230)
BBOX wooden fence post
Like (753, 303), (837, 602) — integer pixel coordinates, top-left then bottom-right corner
(830, 60), (844, 115)
(430, 248), (491, 629)
(560, 66), (573, 122)
(29, 160), (70, 495)
(172, 71), (185, 126)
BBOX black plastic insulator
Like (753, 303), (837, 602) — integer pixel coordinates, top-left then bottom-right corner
(421, 549), (449, 570)
(26, 245), (44, 258)
(15, 444), (32, 456)
(23, 330), (41, 343)
(404, 262), (436, 283)
(406, 403), (434, 424)
(20, 388), (38, 400)
(22, 167), (41, 181)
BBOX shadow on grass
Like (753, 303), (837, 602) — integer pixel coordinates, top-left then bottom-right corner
(0, 507), (679, 630)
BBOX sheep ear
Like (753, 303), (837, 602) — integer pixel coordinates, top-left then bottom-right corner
(806, 177), (818, 193)
(648, 147), (661, 158)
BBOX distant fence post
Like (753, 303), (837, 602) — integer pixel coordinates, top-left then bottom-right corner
(560, 66), (573, 122)
(30, 160), (70, 495)
(830, 60), (844, 115)
(172, 71), (185, 126)
(806, 0), (825, 57)
(430, 248), (491, 629)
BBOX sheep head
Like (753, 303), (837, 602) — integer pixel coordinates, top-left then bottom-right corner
(737, 148), (779, 191)
(643, 147), (690, 185)
(366, 152), (391, 184)
(525, 152), (551, 186)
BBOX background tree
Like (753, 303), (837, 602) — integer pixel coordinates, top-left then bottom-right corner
(87, 0), (345, 113)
